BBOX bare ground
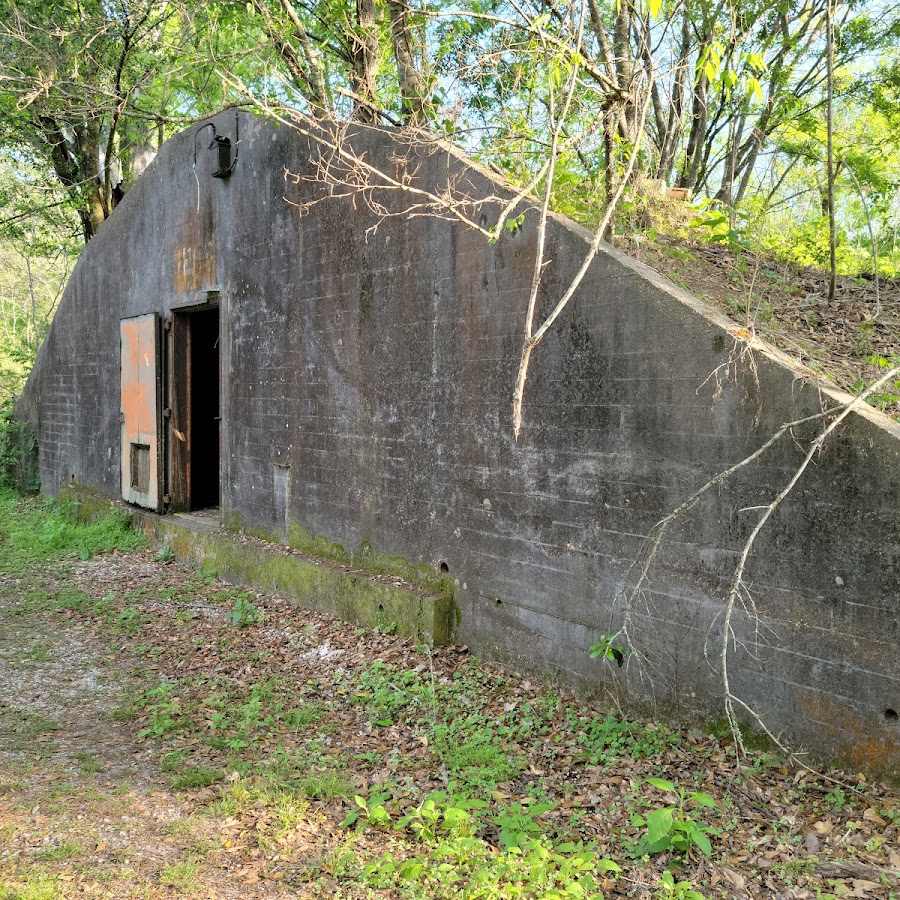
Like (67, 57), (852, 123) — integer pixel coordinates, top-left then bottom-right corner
(623, 235), (900, 419)
(1, 550), (899, 899)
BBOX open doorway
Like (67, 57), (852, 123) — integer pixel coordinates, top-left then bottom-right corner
(169, 305), (220, 511)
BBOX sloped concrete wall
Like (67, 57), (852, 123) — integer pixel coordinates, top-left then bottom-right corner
(18, 112), (900, 776)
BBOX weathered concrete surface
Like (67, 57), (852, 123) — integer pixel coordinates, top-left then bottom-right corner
(18, 113), (900, 776)
(140, 512), (455, 646)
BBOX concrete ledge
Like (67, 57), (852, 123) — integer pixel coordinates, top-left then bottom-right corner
(131, 510), (458, 646)
(59, 486), (457, 646)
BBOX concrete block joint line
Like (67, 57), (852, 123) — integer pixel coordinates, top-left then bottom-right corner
(16, 111), (900, 779)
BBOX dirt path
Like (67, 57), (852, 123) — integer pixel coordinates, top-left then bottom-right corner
(0, 577), (147, 781)
(0, 567), (267, 900)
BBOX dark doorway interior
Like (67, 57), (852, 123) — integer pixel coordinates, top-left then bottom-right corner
(170, 305), (219, 511)
(189, 308), (220, 509)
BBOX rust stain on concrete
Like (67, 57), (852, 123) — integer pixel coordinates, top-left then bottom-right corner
(173, 207), (216, 294)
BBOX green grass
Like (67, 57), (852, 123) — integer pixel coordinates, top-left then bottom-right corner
(0, 709), (60, 751)
(170, 766), (225, 790)
(33, 843), (81, 863)
(0, 874), (63, 900)
(158, 859), (201, 893)
(73, 751), (102, 776)
(295, 770), (356, 802)
(0, 489), (148, 574)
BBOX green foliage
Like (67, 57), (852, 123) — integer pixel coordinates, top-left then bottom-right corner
(566, 711), (676, 766)
(138, 682), (189, 738)
(632, 779), (720, 858)
(355, 660), (436, 726)
(493, 800), (554, 850)
(658, 870), (707, 900)
(230, 596), (263, 628)
(0, 409), (38, 493)
(825, 786), (847, 812)
(362, 831), (621, 899)
(154, 544), (176, 562)
(689, 209), (746, 253)
(395, 791), (488, 842)
(0, 491), (146, 573)
(588, 634), (627, 667)
(853, 355), (900, 411)
(340, 787), (396, 829)
(432, 715), (518, 792)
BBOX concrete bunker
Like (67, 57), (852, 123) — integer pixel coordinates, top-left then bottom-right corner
(16, 111), (900, 778)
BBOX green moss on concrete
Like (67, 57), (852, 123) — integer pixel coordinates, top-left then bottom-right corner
(153, 516), (457, 646)
(59, 484), (131, 526)
(225, 512), (453, 599)
(703, 717), (774, 753)
(287, 523), (352, 564)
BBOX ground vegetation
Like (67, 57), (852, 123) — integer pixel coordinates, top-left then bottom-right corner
(0, 496), (898, 899)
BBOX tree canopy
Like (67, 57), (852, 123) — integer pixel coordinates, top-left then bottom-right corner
(1, 0), (899, 400)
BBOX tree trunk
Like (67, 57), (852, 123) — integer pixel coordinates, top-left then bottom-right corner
(613, 0), (634, 131)
(826, 0), (837, 301)
(679, 75), (708, 189)
(387, 0), (428, 124)
(655, 4), (691, 183)
(603, 103), (615, 241)
(349, 0), (379, 122)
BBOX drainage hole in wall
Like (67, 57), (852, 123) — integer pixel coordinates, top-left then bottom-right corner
(495, 598), (502, 607)
(886, 708), (898, 722)
(439, 561), (449, 574)
(378, 604), (384, 612)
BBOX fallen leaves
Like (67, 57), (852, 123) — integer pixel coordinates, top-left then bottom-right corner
(1, 548), (899, 900)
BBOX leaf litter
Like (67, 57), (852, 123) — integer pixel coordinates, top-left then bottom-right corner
(0, 547), (897, 899)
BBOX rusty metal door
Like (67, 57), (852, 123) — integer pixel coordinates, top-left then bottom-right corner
(120, 314), (163, 510)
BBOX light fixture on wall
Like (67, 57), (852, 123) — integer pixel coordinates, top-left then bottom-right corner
(193, 113), (240, 179)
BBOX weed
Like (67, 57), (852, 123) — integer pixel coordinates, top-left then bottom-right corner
(395, 791), (487, 842)
(340, 787), (395, 829)
(154, 544), (175, 562)
(230, 596), (262, 628)
(773, 858), (816, 878)
(658, 870), (706, 899)
(109, 694), (140, 722)
(73, 751), (101, 775)
(112, 605), (146, 634)
(284, 701), (326, 729)
(567, 711), (674, 765)
(137, 682), (189, 738)
(363, 833), (620, 897)
(632, 778), (719, 857)
(160, 750), (189, 773)
(493, 800), (554, 849)
(171, 766), (224, 790)
(825, 787), (846, 812)
(34, 842), (81, 862)
(354, 661), (434, 726)
(432, 715), (518, 793)
(158, 859), (201, 893)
